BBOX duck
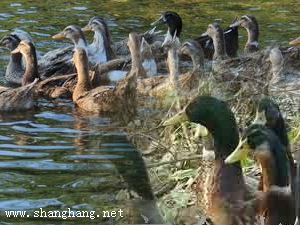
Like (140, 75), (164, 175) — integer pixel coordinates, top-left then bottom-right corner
(252, 97), (296, 188)
(0, 40), (39, 112)
(81, 16), (116, 63)
(71, 32), (144, 121)
(195, 19), (239, 59)
(230, 15), (259, 54)
(225, 124), (295, 225)
(10, 40), (40, 86)
(148, 33), (181, 98)
(0, 29), (35, 85)
(163, 96), (261, 225)
(264, 47), (300, 119)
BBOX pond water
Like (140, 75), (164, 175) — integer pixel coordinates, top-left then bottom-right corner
(0, 0), (299, 224)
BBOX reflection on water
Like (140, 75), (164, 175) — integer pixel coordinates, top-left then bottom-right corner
(0, 0), (299, 224)
(0, 99), (156, 224)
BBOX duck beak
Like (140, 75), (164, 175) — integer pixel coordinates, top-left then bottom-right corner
(252, 111), (267, 125)
(163, 110), (188, 126)
(163, 110), (208, 136)
(289, 36), (300, 45)
(225, 138), (249, 164)
(11, 48), (20, 54)
(230, 20), (242, 27)
(81, 25), (92, 32)
(150, 15), (166, 26)
(52, 31), (66, 40)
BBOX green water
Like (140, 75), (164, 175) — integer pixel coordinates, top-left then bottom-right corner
(0, 0), (299, 224)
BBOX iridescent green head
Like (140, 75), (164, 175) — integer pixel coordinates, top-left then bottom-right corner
(164, 96), (239, 159)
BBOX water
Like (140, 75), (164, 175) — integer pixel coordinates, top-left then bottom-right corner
(0, 0), (299, 224)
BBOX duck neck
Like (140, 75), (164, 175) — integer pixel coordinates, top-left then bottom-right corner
(131, 46), (146, 78)
(245, 26), (259, 52)
(89, 29), (107, 63)
(270, 61), (284, 84)
(212, 32), (227, 60)
(74, 38), (88, 51)
(22, 49), (39, 85)
(258, 155), (278, 191)
(76, 58), (92, 92)
(7, 52), (24, 73)
(190, 52), (204, 73)
(167, 44), (179, 87)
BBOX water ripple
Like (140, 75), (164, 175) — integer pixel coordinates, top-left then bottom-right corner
(35, 111), (74, 122)
(0, 144), (75, 150)
(12, 125), (83, 133)
(0, 150), (49, 158)
(0, 198), (64, 210)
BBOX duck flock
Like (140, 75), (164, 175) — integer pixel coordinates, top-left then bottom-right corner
(1, 10), (300, 225)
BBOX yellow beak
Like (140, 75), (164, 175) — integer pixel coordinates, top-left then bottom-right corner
(224, 138), (250, 164)
(163, 110), (189, 126)
(289, 36), (300, 45)
(81, 26), (92, 32)
(52, 31), (66, 40)
(11, 48), (20, 54)
(163, 110), (208, 136)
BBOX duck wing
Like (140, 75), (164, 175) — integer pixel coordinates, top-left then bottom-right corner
(38, 46), (75, 79)
(195, 26), (238, 59)
(0, 78), (38, 111)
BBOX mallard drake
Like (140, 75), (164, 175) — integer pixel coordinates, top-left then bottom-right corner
(0, 30), (34, 85)
(81, 16), (116, 63)
(164, 96), (260, 225)
(253, 97), (296, 184)
(225, 124), (295, 225)
(151, 11), (182, 41)
(230, 15), (259, 54)
(72, 32), (145, 121)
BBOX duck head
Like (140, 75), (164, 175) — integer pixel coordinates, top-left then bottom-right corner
(53, 25), (87, 49)
(82, 16), (108, 34)
(225, 124), (290, 187)
(253, 97), (289, 149)
(202, 23), (227, 60)
(178, 40), (205, 72)
(230, 15), (259, 52)
(151, 11), (182, 38)
(203, 23), (223, 40)
(0, 34), (21, 51)
(253, 97), (281, 127)
(11, 40), (35, 56)
(164, 96), (240, 159)
(289, 35), (300, 45)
